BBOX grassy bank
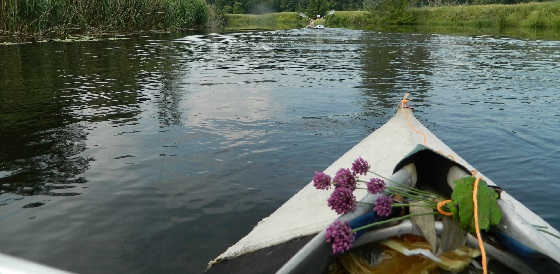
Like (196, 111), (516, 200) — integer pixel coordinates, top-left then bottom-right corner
(224, 12), (306, 30)
(324, 11), (370, 28)
(0, 0), (209, 35)
(322, 1), (560, 30)
(223, 11), (368, 30)
(222, 1), (560, 33)
(414, 1), (560, 30)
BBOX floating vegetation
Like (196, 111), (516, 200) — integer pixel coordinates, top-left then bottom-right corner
(0, 35), (131, 46)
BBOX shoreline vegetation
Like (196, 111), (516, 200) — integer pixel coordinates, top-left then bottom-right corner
(0, 0), (210, 37)
(225, 1), (560, 39)
(1, 0), (559, 41)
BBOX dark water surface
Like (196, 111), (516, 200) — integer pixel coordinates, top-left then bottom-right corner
(1, 28), (560, 273)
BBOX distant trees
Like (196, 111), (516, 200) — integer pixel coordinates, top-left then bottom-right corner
(306, 0), (334, 17)
(364, 0), (415, 25)
(207, 0), (362, 15)
(208, 0), (547, 16)
(233, 2), (245, 13)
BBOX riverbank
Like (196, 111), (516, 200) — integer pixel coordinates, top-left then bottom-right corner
(414, 1), (560, 30)
(329, 1), (560, 31)
(0, 0), (209, 37)
(221, 1), (560, 39)
(2, 1), (559, 41)
(224, 12), (306, 31)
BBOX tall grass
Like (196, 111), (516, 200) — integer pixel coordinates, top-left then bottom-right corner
(412, 1), (560, 30)
(320, 1), (560, 31)
(0, 0), (209, 34)
(224, 12), (306, 30)
(324, 11), (371, 28)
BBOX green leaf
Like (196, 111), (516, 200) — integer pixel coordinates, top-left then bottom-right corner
(451, 176), (502, 233)
(451, 177), (474, 232)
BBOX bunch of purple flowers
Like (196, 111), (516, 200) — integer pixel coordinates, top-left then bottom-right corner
(312, 157), (396, 254)
(312, 157), (393, 217)
(313, 157), (445, 255)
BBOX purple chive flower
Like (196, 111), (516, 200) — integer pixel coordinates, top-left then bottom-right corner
(351, 157), (370, 176)
(313, 171), (331, 190)
(325, 221), (355, 254)
(328, 187), (356, 215)
(367, 178), (385, 194)
(374, 195), (393, 217)
(333, 168), (356, 191)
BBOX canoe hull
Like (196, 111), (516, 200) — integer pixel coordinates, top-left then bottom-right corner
(208, 107), (560, 273)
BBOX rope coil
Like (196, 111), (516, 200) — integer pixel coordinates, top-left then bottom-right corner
(436, 200), (453, 216)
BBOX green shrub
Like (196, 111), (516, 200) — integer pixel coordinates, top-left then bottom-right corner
(365, 0), (416, 25)
(167, 0), (208, 28)
(324, 11), (370, 28)
(233, 2), (244, 14)
(223, 5), (233, 14)
(224, 12), (306, 30)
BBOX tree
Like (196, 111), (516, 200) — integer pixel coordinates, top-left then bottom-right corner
(233, 1), (245, 13)
(364, 0), (415, 25)
(306, 0), (333, 17)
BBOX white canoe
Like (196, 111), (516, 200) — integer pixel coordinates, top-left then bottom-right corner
(207, 104), (560, 273)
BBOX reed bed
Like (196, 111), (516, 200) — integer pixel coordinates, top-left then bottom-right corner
(0, 0), (209, 34)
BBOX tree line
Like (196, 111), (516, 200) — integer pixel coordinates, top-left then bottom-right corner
(208, 0), (363, 16)
(209, 0), (547, 17)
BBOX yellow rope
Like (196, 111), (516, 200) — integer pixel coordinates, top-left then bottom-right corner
(437, 200), (453, 216)
(473, 176), (487, 274)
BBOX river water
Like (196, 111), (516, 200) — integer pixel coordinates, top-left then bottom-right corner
(1, 28), (559, 273)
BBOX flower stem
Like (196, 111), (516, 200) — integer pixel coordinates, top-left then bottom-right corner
(391, 203), (411, 207)
(352, 212), (437, 233)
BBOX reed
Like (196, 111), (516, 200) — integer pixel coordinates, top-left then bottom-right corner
(0, 0), (209, 34)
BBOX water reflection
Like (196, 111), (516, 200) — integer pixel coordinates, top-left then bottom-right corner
(0, 45), (90, 196)
(0, 37), (190, 198)
(360, 32), (432, 110)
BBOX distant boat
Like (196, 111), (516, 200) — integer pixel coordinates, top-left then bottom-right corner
(306, 24), (324, 29)
(314, 25), (325, 29)
(207, 99), (560, 273)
